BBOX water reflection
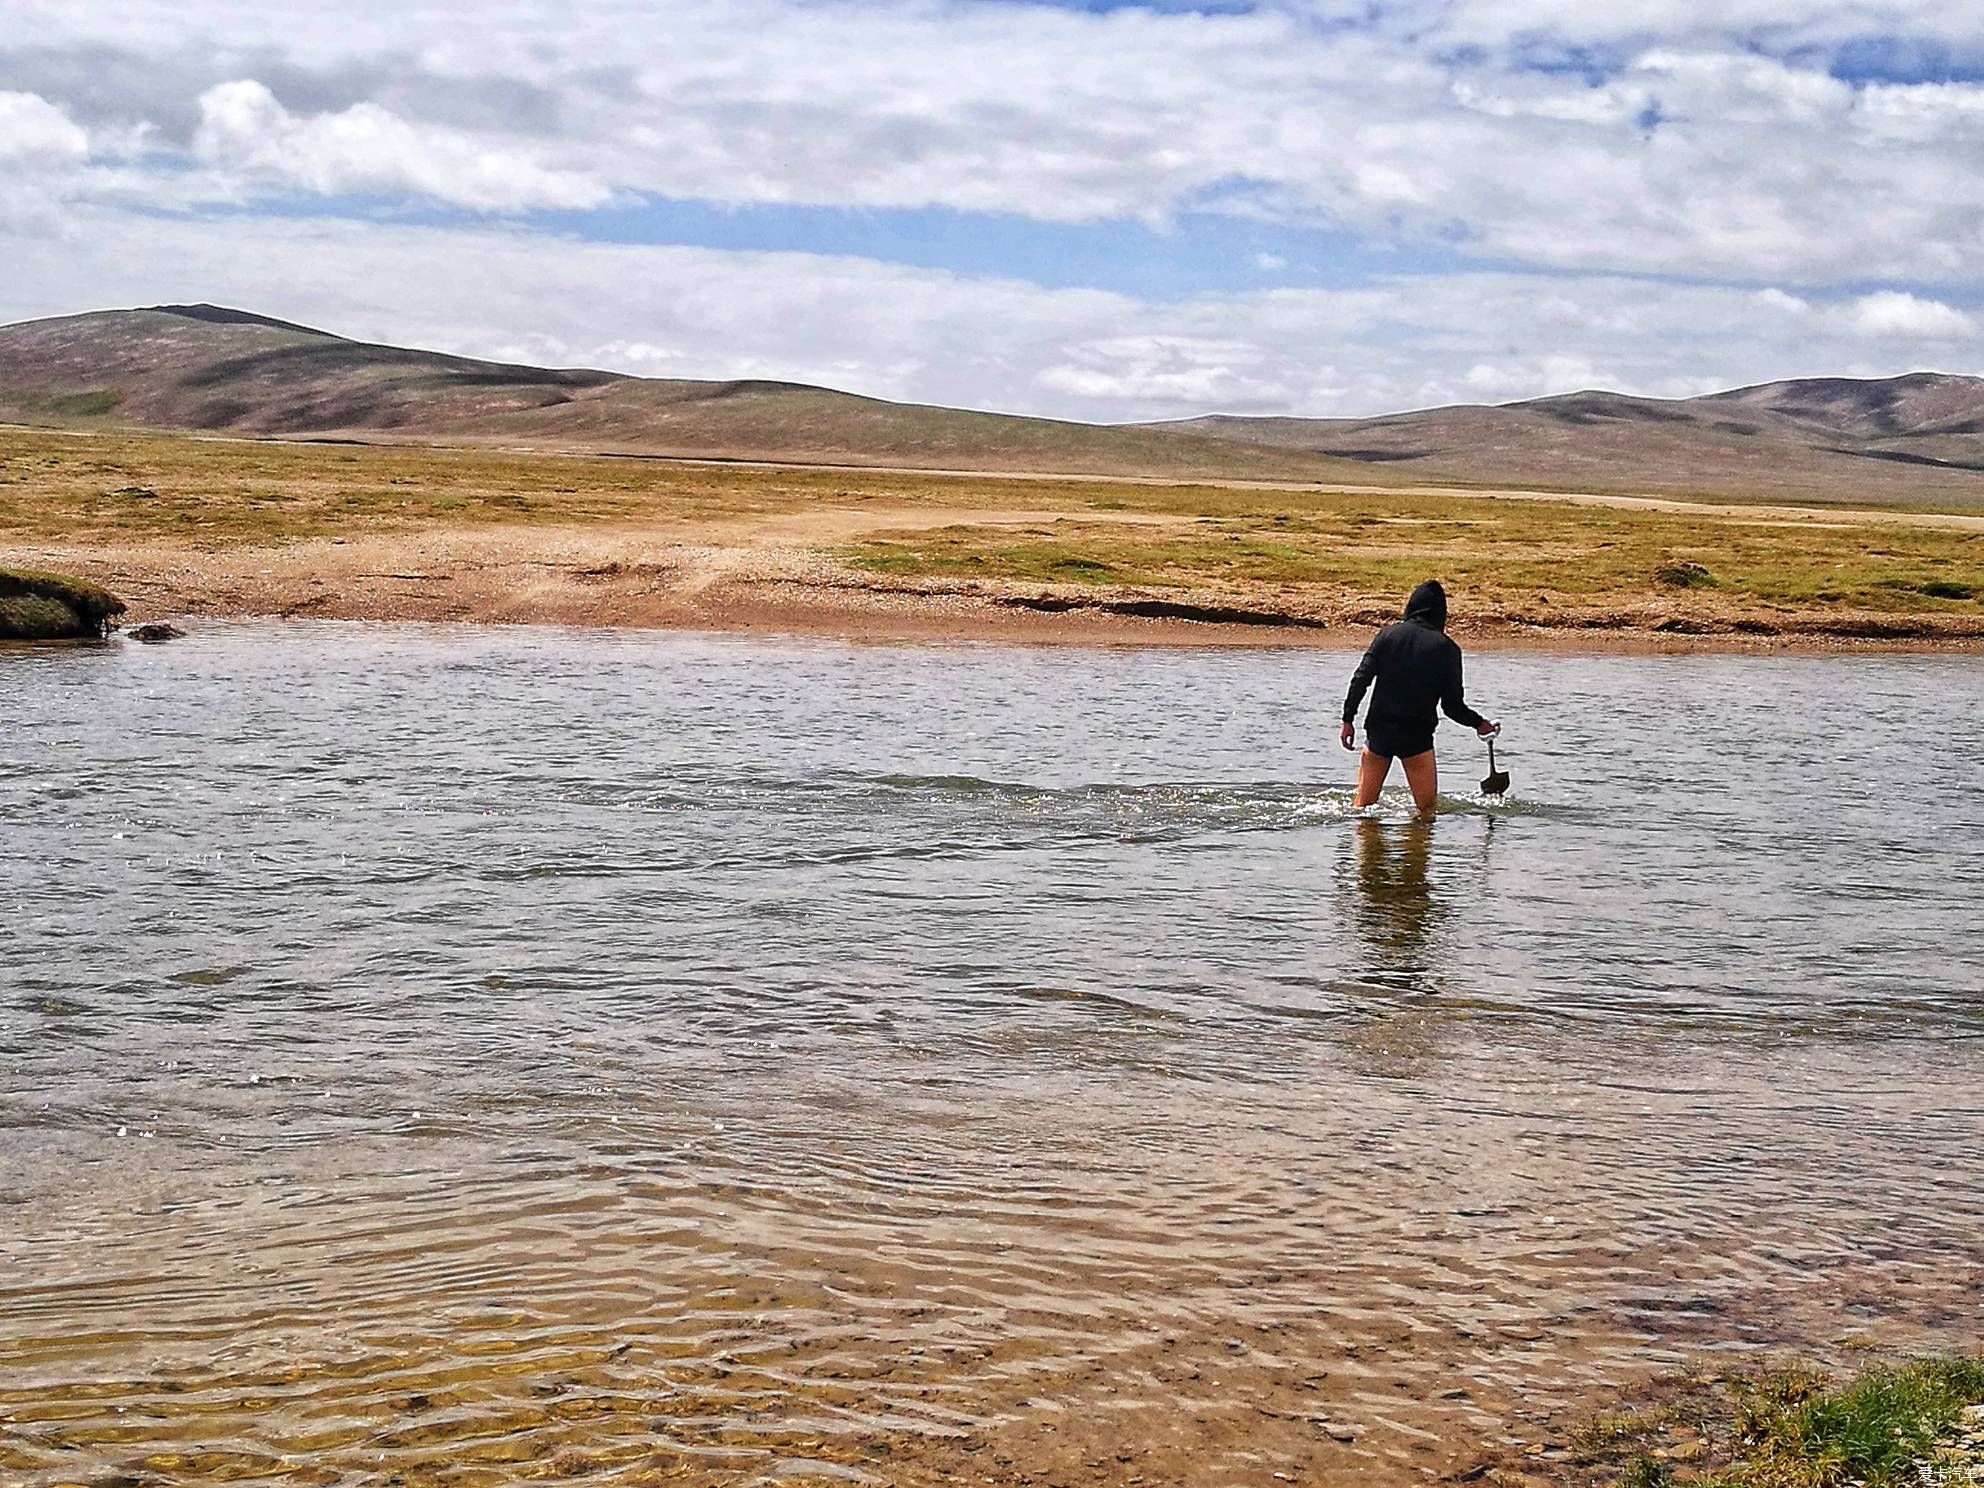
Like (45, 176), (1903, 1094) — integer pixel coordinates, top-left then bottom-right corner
(1348, 815), (1441, 991)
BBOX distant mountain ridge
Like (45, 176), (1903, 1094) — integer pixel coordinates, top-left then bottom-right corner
(4, 303), (1984, 506)
(0, 305), (1376, 486)
(1154, 372), (1984, 506)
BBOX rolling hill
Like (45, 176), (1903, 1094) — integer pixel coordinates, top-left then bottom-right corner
(6, 304), (1984, 507)
(0, 305), (1376, 485)
(1154, 376), (1984, 507)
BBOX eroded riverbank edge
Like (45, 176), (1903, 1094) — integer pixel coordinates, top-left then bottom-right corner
(10, 528), (1984, 655)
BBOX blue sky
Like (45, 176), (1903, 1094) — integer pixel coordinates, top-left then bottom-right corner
(434, 200), (1456, 299)
(5, 0), (1984, 418)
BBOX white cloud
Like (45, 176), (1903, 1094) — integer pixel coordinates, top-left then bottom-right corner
(1835, 290), (1977, 340)
(1295, 0), (1984, 52)
(1460, 356), (1606, 399)
(192, 79), (610, 212)
(0, 90), (88, 163)
(0, 90), (97, 233)
(7, 1), (1984, 281)
(7, 0), (1984, 416)
(1036, 334), (1297, 412)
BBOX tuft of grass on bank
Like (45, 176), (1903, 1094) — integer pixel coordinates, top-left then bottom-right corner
(0, 565), (126, 638)
(1502, 1355), (1984, 1488)
(1703, 1356), (1984, 1488)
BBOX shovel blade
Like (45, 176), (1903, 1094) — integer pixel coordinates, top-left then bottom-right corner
(1482, 770), (1511, 796)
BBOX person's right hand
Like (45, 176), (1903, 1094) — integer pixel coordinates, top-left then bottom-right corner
(1339, 721), (1356, 751)
(1477, 719), (1501, 737)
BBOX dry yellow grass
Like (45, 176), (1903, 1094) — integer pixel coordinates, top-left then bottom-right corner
(5, 424), (1981, 637)
(0, 426), (873, 541)
(845, 499), (1984, 617)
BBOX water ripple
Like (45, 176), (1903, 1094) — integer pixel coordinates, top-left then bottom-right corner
(3, 625), (1981, 1485)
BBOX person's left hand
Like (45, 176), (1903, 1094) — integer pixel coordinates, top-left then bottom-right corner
(1339, 721), (1356, 751)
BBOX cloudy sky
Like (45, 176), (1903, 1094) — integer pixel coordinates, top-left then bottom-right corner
(4, 0), (1984, 420)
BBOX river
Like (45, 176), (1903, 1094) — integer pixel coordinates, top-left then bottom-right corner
(3, 624), (1980, 1485)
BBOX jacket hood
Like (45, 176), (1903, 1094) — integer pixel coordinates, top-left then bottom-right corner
(1403, 579), (1447, 629)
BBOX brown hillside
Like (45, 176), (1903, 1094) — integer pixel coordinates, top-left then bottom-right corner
(0, 306), (1380, 485)
(11, 306), (1984, 507)
(1159, 374), (1984, 509)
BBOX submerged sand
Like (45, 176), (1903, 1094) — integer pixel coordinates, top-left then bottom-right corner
(6, 1033), (1979, 1488)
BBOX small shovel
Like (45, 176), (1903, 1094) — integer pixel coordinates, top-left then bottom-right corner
(1481, 734), (1510, 797)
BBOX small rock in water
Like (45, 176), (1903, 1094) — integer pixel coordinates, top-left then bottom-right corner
(128, 622), (186, 643)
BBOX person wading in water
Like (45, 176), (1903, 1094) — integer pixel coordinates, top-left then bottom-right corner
(1339, 579), (1499, 815)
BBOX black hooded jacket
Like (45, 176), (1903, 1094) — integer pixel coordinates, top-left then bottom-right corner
(1341, 580), (1487, 735)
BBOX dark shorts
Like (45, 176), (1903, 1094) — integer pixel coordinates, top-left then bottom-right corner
(1364, 721), (1435, 760)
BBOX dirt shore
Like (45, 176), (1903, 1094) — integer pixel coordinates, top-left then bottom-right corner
(10, 507), (1984, 653)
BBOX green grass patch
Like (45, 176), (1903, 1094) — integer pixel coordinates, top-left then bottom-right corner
(1881, 577), (1978, 600)
(1656, 560), (1719, 589)
(1493, 1355), (1984, 1488)
(47, 389), (123, 418)
(12, 389), (125, 419)
(0, 566), (126, 638)
(1702, 1355), (1984, 1487)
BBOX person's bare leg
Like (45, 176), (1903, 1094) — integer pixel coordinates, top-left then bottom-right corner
(1400, 749), (1439, 816)
(1354, 748), (1391, 808)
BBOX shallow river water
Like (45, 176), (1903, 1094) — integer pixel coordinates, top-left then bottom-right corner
(2, 624), (1981, 1486)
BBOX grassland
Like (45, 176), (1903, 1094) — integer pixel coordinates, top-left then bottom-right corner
(844, 498), (1984, 621)
(4, 423), (1981, 642)
(0, 425), (837, 542)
